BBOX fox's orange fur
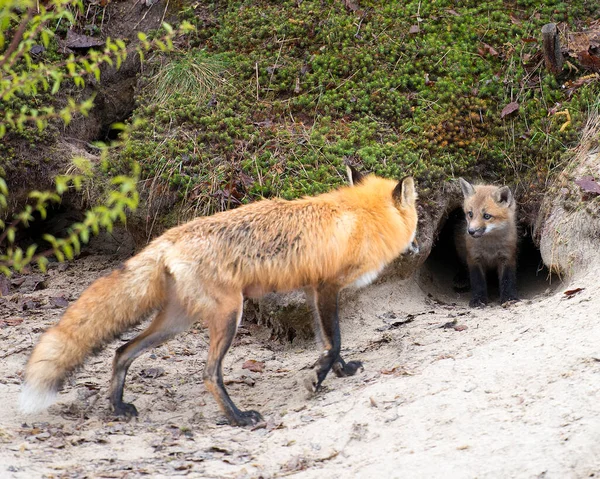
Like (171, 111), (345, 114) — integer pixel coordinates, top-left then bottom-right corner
(456, 178), (518, 307)
(20, 171), (418, 425)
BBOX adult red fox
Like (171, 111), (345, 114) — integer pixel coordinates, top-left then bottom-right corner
(456, 178), (518, 307)
(20, 167), (418, 426)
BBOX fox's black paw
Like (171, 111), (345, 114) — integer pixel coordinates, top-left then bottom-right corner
(304, 370), (320, 394)
(229, 409), (264, 427)
(469, 297), (488, 308)
(113, 402), (138, 418)
(333, 360), (364, 377)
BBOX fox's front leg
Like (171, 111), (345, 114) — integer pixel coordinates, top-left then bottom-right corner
(468, 263), (488, 307)
(304, 283), (362, 392)
(499, 261), (518, 304)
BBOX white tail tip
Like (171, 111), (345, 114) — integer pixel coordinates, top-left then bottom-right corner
(19, 382), (57, 414)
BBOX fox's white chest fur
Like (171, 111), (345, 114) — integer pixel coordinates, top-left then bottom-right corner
(352, 264), (384, 288)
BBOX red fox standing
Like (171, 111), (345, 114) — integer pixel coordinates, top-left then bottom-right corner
(20, 167), (418, 426)
(455, 178), (518, 307)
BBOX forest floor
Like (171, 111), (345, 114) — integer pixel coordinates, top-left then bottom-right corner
(1, 249), (599, 479)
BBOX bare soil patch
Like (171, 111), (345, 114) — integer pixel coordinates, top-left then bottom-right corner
(1, 253), (599, 478)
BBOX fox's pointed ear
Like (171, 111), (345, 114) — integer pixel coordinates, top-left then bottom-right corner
(494, 186), (514, 205)
(393, 177), (416, 206)
(346, 165), (364, 186)
(459, 177), (475, 198)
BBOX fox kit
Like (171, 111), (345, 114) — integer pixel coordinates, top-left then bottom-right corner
(20, 167), (418, 427)
(456, 178), (518, 307)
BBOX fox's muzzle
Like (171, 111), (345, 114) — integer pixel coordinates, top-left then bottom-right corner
(468, 227), (485, 238)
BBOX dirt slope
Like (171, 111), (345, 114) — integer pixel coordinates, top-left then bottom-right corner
(1, 254), (599, 478)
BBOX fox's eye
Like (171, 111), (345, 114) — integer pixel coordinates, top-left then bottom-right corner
(483, 213), (492, 220)
(467, 211), (473, 218)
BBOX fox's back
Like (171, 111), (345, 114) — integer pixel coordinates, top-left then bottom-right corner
(172, 199), (350, 289)
(160, 176), (416, 293)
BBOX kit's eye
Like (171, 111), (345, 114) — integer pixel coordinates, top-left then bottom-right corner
(468, 211), (473, 218)
(483, 213), (492, 220)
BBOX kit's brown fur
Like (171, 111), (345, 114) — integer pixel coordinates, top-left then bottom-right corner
(456, 178), (518, 307)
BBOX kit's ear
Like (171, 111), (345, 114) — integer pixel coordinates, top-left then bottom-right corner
(459, 177), (475, 198)
(493, 185), (514, 206)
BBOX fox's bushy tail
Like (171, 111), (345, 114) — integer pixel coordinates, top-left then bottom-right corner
(19, 245), (169, 414)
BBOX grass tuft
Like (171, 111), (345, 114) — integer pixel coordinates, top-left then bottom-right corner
(150, 50), (227, 107)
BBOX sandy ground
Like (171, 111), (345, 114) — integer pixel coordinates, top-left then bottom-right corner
(1, 252), (599, 479)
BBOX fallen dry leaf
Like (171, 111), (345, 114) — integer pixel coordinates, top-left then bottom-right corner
(343, 0), (360, 12)
(562, 74), (600, 98)
(409, 25), (420, 35)
(242, 359), (265, 373)
(0, 318), (24, 328)
(576, 51), (600, 72)
(575, 176), (600, 195)
(501, 101), (519, 118)
(479, 42), (499, 57)
(564, 287), (584, 298)
(509, 13), (522, 25)
(0, 276), (9, 296)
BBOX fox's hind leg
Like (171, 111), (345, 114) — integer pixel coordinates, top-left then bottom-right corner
(203, 292), (263, 427)
(304, 284), (362, 393)
(110, 293), (194, 417)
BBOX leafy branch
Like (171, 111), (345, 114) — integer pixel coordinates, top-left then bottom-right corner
(0, 0), (194, 138)
(0, 0), (194, 275)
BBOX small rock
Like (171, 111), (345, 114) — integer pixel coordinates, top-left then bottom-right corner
(140, 367), (165, 379)
(463, 382), (477, 393)
(49, 296), (69, 308)
(22, 299), (40, 311)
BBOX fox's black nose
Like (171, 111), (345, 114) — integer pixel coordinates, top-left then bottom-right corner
(468, 228), (485, 238)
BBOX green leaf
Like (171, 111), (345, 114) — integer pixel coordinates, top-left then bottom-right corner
(13, 248), (23, 266)
(55, 176), (68, 194)
(70, 234), (81, 254)
(51, 79), (61, 95)
(37, 257), (48, 273)
(63, 243), (74, 260)
(41, 29), (51, 47)
(26, 244), (37, 259)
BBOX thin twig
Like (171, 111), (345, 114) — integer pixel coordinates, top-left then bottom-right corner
(0, 4), (36, 69)
(160, 0), (169, 25)
(133, 2), (156, 30)
(255, 62), (260, 101)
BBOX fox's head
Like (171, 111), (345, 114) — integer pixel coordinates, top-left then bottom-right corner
(347, 165), (419, 254)
(459, 178), (515, 239)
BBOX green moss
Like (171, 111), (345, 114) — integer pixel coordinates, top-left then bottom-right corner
(118, 0), (600, 214)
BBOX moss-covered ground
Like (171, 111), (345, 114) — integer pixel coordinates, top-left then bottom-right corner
(117, 0), (600, 220)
